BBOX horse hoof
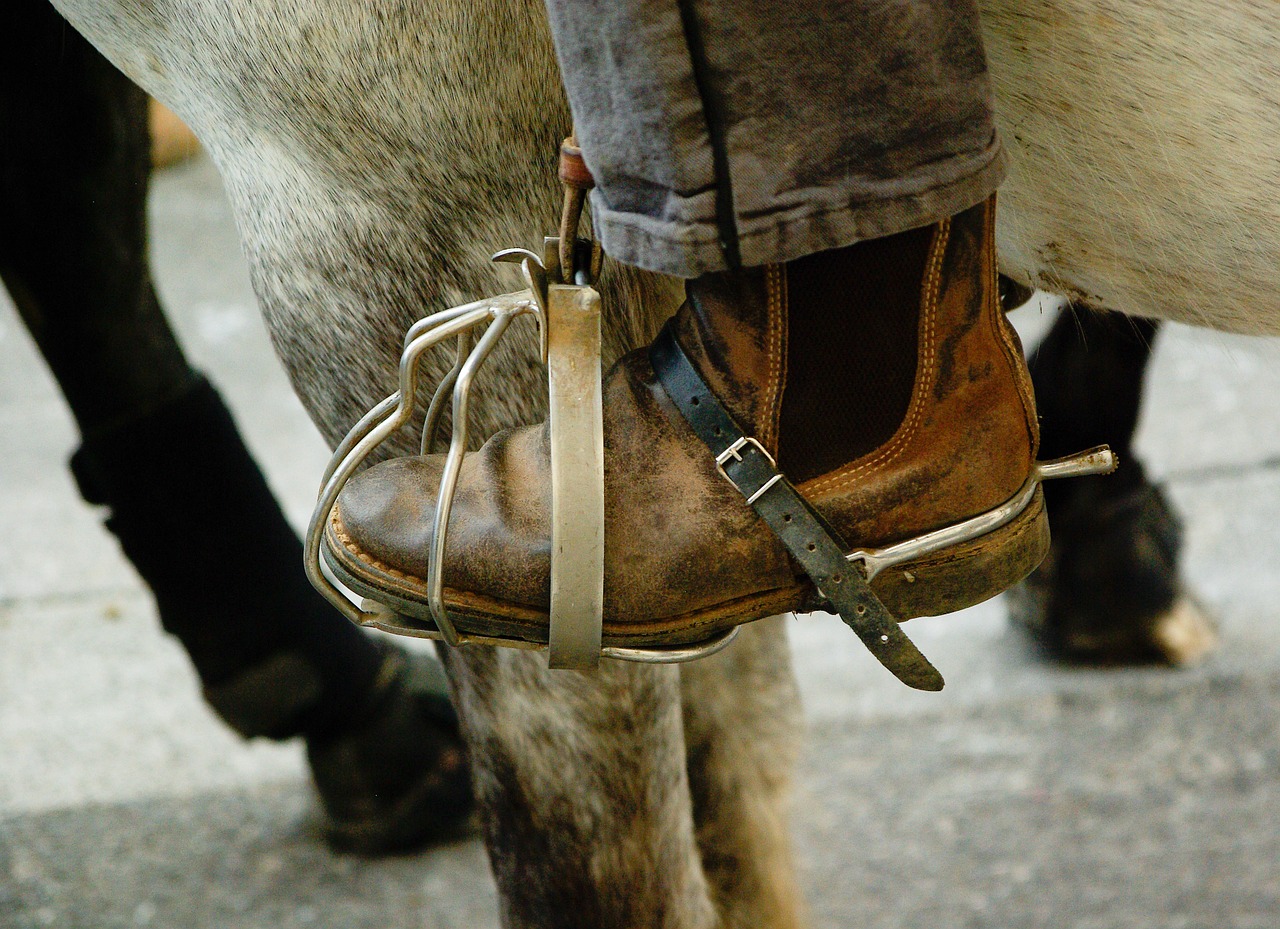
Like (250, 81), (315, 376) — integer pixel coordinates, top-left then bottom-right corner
(1008, 479), (1216, 666)
(306, 643), (475, 855)
(1008, 580), (1218, 667)
(1148, 596), (1218, 666)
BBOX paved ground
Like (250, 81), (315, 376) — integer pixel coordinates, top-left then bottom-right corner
(2, 156), (1279, 928)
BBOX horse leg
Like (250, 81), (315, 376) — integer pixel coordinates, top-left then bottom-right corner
(0, 0), (469, 852)
(447, 648), (719, 929)
(681, 618), (806, 929)
(1009, 305), (1216, 664)
(0, 0), (195, 430)
(444, 625), (804, 929)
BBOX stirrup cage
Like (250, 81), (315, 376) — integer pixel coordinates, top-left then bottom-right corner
(303, 237), (743, 669)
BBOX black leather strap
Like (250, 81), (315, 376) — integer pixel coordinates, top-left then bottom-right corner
(649, 322), (944, 691)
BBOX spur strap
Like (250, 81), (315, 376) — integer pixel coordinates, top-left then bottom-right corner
(648, 322), (944, 691)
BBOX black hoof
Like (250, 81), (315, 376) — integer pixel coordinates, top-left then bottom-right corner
(306, 644), (475, 856)
(1009, 478), (1213, 665)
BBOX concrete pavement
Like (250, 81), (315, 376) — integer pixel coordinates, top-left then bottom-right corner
(2, 156), (1278, 928)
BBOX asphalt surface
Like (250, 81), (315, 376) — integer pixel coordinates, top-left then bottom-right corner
(2, 156), (1278, 928)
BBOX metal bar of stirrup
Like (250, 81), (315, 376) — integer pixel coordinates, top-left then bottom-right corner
(427, 310), (518, 643)
(546, 281), (606, 669)
(306, 296), (533, 629)
(421, 331), (471, 455)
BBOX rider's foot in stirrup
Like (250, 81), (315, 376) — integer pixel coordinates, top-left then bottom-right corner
(322, 197), (1106, 685)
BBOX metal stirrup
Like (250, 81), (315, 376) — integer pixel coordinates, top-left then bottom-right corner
(306, 131), (751, 669)
(302, 231), (747, 668)
(303, 240), (608, 668)
(304, 273), (547, 649)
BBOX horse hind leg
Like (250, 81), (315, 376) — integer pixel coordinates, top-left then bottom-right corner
(681, 617), (807, 929)
(1009, 304), (1216, 665)
(0, 0), (196, 431)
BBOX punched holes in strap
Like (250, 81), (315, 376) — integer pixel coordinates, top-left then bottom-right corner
(648, 323), (944, 692)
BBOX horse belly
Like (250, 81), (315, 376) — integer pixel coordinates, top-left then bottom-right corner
(982, 0), (1280, 334)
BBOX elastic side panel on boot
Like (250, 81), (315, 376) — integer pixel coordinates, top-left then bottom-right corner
(778, 224), (934, 484)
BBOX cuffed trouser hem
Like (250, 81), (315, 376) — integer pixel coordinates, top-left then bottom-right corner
(592, 141), (1007, 278)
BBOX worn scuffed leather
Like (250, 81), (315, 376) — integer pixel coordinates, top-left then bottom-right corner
(335, 349), (798, 626)
(331, 197), (1037, 634)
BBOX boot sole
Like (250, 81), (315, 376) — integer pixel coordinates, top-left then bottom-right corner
(323, 486), (1049, 650)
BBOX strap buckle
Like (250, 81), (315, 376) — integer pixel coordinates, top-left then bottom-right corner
(649, 323), (947, 692)
(715, 436), (774, 479)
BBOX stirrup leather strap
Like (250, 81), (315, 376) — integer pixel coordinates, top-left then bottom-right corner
(648, 322), (945, 691)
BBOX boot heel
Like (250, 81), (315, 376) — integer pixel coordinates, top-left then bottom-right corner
(871, 485), (1051, 621)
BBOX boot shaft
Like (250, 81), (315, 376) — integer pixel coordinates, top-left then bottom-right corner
(677, 196), (1039, 545)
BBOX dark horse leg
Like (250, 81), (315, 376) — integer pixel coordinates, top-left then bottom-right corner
(1009, 304), (1215, 664)
(0, 0), (470, 852)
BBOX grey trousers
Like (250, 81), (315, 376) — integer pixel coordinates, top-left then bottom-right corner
(544, 0), (1005, 277)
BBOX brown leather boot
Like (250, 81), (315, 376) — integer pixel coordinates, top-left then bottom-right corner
(325, 197), (1046, 681)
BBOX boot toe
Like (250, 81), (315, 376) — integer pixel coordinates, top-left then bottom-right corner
(336, 456), (446, 580)
(331, 430), (555, 616)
